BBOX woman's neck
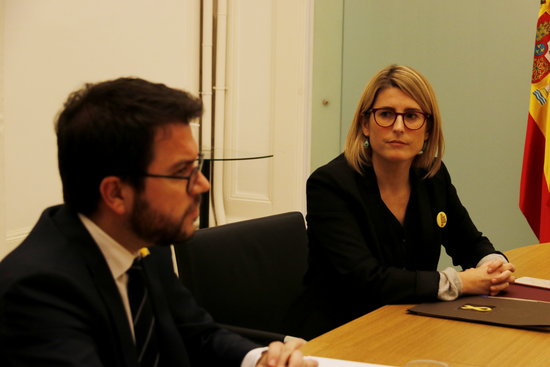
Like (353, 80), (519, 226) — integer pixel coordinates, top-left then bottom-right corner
(372, 158), (412, 192)
(372, 158), (412, 225)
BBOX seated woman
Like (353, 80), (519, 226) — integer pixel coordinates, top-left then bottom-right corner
(292, 64), (515, 339)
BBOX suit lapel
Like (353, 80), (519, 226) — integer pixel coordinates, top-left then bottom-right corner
(354, 167), (385, 252)
(52, 206), (138, 367)
(87, 255), (137, 367)
(410, 168), (442, 268)
(141, 252), (190, 367)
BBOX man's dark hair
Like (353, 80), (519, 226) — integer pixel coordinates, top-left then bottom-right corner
(55, 77), (203, 215)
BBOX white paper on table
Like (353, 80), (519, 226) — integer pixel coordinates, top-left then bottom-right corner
(308, 356), (396, 367)
(515, 276), (550, 289)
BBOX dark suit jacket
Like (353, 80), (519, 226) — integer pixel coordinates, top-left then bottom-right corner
(0, 205), (258, 367)
(291, 154), (500, 338)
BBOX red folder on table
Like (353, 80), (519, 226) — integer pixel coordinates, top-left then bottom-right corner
(408, 295), (550, 331)
(498, 283), (550, 303)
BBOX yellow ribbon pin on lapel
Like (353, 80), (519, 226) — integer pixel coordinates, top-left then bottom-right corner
(139, 247), (151, 258)
(436, 212), (447, 228)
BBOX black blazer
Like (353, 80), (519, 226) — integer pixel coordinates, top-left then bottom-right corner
(293, 154), (499, 338)
(0, 205), (257, 367)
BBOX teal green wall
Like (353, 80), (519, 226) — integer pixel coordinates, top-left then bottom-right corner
(310, 0), (344, 170)
(311, 0), (540, 267)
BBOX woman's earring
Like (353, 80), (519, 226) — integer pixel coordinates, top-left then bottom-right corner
(418, 141), (427, 155)
(363, 137), (370, 149)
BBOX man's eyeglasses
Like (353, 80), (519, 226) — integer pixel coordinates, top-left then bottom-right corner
(142, 154), (204, 193)
(366, 108), (430, 130)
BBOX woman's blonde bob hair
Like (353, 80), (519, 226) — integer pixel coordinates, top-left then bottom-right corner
(344, 64), (444, 178)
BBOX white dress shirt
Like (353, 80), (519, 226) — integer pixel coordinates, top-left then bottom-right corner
(78, 214), (263, 367)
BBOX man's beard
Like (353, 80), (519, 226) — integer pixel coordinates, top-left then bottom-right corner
(129, 194), (199, 247)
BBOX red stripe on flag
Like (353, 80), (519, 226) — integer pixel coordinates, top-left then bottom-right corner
(519, 113), (550, 241)
(540, 175), (550, 242)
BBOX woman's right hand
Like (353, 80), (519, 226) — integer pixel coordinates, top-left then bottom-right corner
(459, 260), (515, 296)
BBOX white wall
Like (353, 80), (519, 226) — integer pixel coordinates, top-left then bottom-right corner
(0, 0), (313, 258)
(2, 0), (201, 259)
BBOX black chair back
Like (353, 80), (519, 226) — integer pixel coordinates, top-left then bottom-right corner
(173, 212), (308, 343)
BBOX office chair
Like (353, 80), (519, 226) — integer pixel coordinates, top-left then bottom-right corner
(173, 211), (308, 344)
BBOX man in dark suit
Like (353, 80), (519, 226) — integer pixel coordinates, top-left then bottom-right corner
(0, 78), (316, 367)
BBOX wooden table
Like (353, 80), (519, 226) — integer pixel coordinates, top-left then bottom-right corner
(301, 244), (550, 367)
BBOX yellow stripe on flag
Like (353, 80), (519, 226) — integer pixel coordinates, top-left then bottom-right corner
(529, 1), (550, 190)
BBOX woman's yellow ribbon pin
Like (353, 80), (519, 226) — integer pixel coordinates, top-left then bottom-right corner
(437, 212), (447, 228)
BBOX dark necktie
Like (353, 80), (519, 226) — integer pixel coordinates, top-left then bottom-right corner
(127, 257), (160, 367)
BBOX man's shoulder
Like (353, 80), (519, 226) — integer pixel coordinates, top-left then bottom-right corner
(0, 205), (95, 287)
(8, 204), (80, 253)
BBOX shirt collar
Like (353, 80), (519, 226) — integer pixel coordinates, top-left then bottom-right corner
(78, 213), (137, 278)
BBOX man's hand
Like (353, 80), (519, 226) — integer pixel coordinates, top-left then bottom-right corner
(256, 338), (318, 367)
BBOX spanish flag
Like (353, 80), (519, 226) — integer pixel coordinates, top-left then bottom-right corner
(520, 0), (550, 242)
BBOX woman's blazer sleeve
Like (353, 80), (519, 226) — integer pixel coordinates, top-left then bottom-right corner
(433, 163), (500, 269)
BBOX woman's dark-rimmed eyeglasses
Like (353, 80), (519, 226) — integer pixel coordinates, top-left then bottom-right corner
(142, 154), (204, 193)
(366, 108), (430, 130)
